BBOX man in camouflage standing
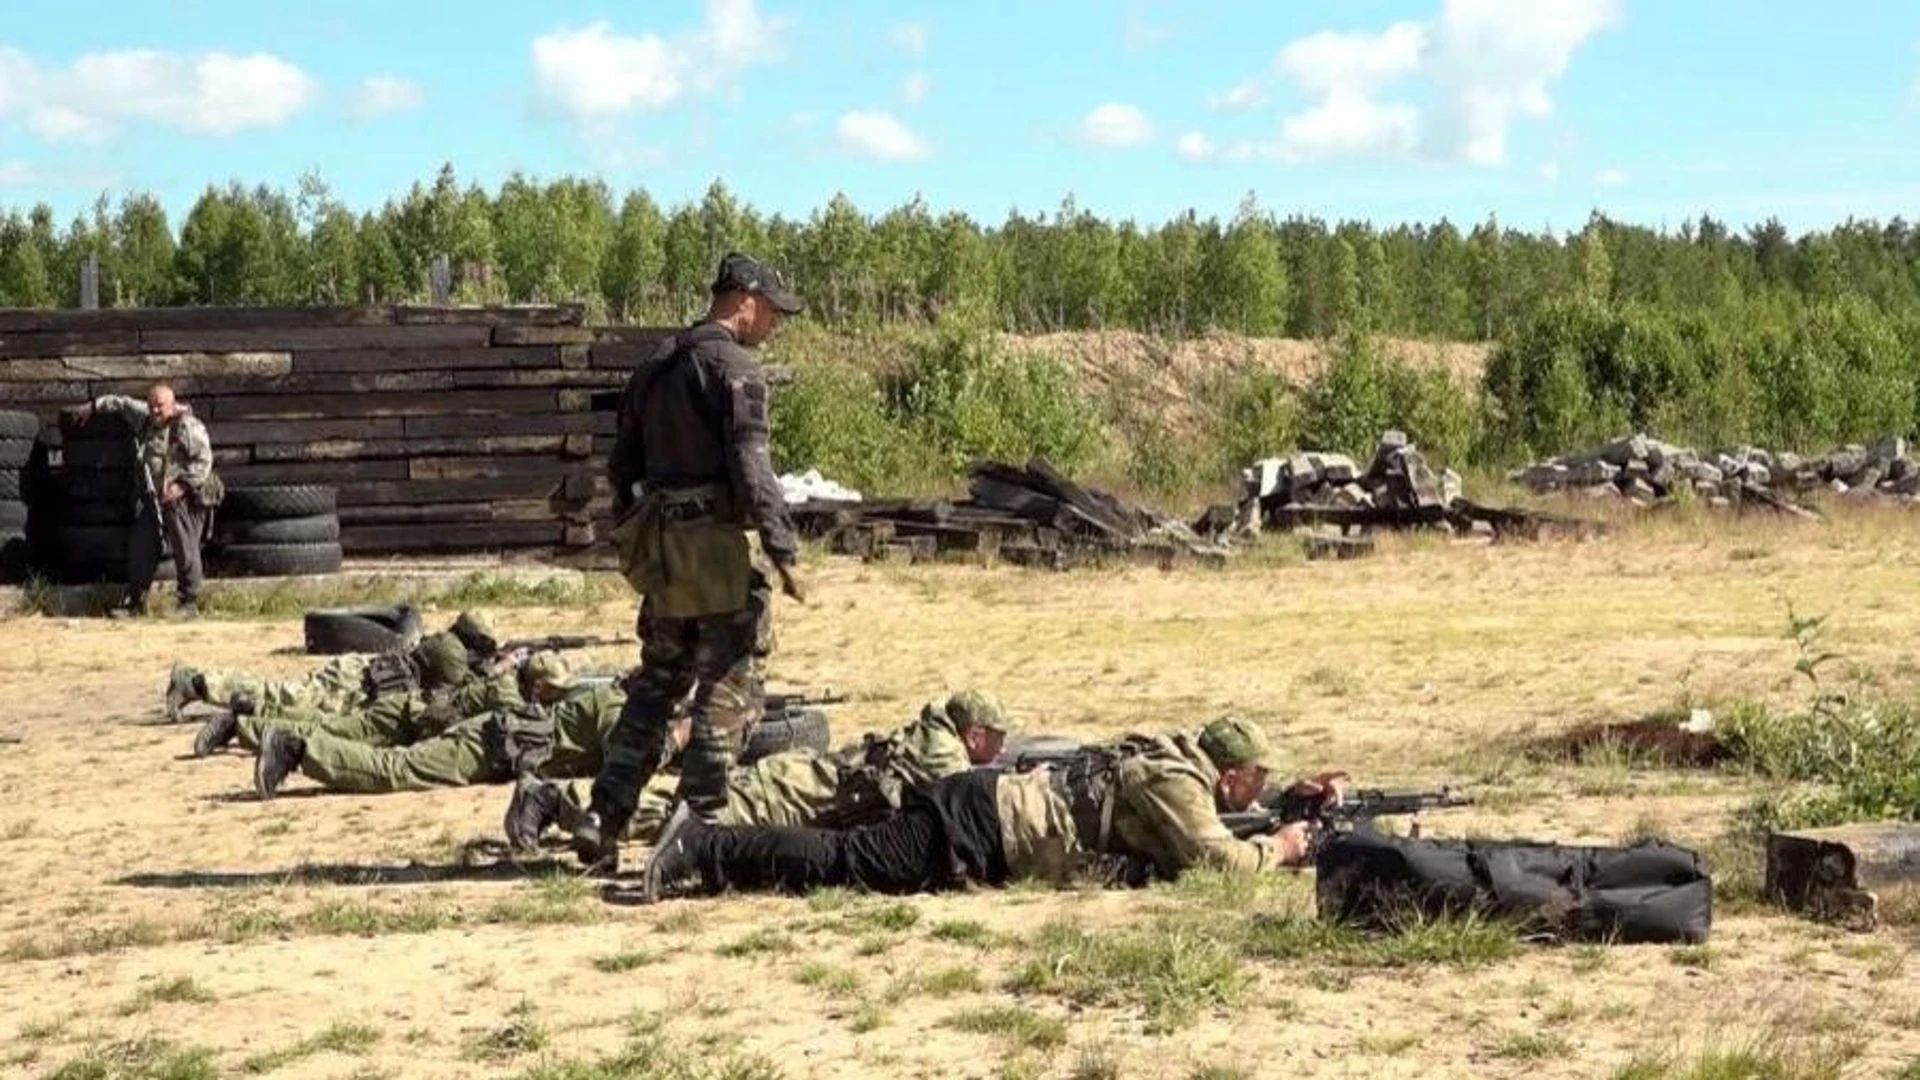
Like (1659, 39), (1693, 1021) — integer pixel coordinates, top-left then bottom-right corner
(72, 381), (222, 617)
(576, 251), (807, 871)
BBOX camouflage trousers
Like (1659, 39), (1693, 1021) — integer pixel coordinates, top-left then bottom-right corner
(293, 716), (503, 794)
(233, 693), (419, 753)
(586, 570), (772, 829)
(208, 655), (370, 718)
(567, 747), (843, 844)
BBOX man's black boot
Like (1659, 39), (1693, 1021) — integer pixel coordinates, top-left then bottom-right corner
(229, 692), (257, 718)
(641, 802), (713, 903)
(571, 811), (622, 874)
(254, 729), (306, 800)
(192, 710), (239, 758)
(504, 777), (564, 853)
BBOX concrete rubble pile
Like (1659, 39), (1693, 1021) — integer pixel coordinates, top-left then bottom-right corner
(1224, 430), (1596, 552)
(1512, 432), (1920, 516)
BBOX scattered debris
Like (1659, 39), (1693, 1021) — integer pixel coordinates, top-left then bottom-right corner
(1548, 709), (1727, 768)
(787, 457), (1232, 570)
(1510, 432), (1920, 518)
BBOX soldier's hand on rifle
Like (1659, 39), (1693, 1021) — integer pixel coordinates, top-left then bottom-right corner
(1283, 770), (1349, 813)
(775, 561), (808, 604)
(1270, 821), (1318, 866)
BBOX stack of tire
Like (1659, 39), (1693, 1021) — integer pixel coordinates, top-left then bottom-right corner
(0, 409), (35, 583)
(208, 485), (344, 578)
(35, 410), (170, 585)
(302, 604), (422, 654)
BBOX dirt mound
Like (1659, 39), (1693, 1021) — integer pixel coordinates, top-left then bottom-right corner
(999, 330), (1490, 430)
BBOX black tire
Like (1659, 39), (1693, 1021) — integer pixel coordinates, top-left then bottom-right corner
(0, 532), (28, 585)
(222, 485), (336, 520)
(0, 437), (31, 469)
(54, 500), (137, 526)
(303, 604), (424, 655)
(54, 522), (132, 564)
(209, 542), (343, 577)
(59, 438), (138, 470)
(0, 501), (23, 530)
(0, 472), (19, 501)
(740, 707), (832, 765)
(59, 410), (135, 442)
(220, 513), (340, 545)
(52, 468), (137, 504)
(0, 411), (38, 440)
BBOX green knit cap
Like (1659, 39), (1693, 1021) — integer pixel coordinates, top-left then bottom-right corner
(1198, 715), (1277, 772)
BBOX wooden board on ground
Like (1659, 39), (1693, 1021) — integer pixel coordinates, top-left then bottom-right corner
(289, 346), (562, 374)
(340, 521), (567, 553)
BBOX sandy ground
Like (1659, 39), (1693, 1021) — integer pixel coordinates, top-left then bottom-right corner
(0, 507), (1916, 1080)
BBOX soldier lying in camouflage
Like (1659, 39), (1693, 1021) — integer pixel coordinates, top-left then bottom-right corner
(502, 689), (1014, 855)
(163, 611), (501, 722)
(637, 716), (1343, 902)
(249, 653), (625, 798)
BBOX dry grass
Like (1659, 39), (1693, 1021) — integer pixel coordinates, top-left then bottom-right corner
(0, 506), (1916, 1078)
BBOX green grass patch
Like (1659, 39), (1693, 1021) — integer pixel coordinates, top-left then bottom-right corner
(927, 919), (999, 948)
(944, 1006), (1069, 1053)
(1492, 1033), (1574, 1061)
(512, 1012), (781, 1080)
(838, 902), (920, 934)
(1357, 1034), (1422, 1056)
(1237, 908), (1518, 968)
(592, 949), (661, 973)
(715, 929), (796, 958)
(117, 976), (217, 1015)
(793, 962), (864, 999)
(46, 1037), (220, 1080)
(4, 918), (173, 961)
(486, 873), (603, 926)
(242, 1021), (382, 1074)
(465, 1004), (550, 1064)
(1006, 920), (1245, 1032)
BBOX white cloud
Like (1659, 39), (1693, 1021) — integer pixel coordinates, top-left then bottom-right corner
(891, 22), (929, 55)
(835, 110), (933, 161)
(1123, 1), (1173, 52)
(1275, 90), (1419, 161)
(902, 72), (930, 105)
(0, 161), (31, 184)
(532, 0), (786, 122)
(1175, 132), (1215, 162)
(349, 76), (424, 119)
(1538, 161), (1561, 182)
(1208, 79), (1268, 112)
(1597, 167), (1626, 186)
(1077, 103), (1154, 148)
(1204, 0), (1619, 167)
(0, 45), (315, 141)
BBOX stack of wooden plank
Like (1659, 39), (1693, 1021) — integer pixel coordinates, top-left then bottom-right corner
(0, 305), (673, 556)
(788, 457), (1233, 570)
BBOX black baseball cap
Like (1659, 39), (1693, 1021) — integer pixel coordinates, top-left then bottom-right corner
(711, 251), (804, 315)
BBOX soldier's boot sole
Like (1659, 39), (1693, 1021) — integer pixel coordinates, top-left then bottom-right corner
(641, 802), (705, 904)
(192, 711), (239, 758)
(504, 778), (563, 853)
(254, 729), (305, 800)
(571, 815), (619, 875)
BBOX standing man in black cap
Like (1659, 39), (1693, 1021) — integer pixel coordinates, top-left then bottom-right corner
(577, 251), (808, 871)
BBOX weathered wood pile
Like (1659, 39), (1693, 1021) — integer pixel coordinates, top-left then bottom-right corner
(1511, 432), (1920, 517)
(0, 305), (673, 556)
(786, 457), (1232, 570)
(1233, 430), (1599, 544)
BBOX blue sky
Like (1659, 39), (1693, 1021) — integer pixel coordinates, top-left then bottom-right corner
(1, 0), (1917, 235)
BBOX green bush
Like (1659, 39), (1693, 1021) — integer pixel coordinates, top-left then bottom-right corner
(770, 362), (941, 495)
(1298, 329), (1395, 456)
(892, 322), (1108, 474)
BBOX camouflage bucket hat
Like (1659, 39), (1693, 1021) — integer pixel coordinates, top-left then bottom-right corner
(945, 689), (1014, 733)
(1198, 715), (1278, 772)
(449, 611), (498, 656)
(524, 650), (572, 690)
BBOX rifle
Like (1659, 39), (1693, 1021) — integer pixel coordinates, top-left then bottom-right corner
(1220, 786), (1474, 844)
(497, 634), (630, 655)
(763, 690), (848, 713)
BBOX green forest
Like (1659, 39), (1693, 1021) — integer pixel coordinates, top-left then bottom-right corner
(4, 164), (1919, 495)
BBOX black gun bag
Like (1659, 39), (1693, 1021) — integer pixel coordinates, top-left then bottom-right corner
(1314, 830), (1713, 944)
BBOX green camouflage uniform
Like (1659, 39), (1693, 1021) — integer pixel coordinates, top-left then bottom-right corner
(206, 654), (372, 717)
(996, 720), (1291, 886)
(233, 663), (524, 752)
(92, 393), (220, 607)
(280, 664), (615, 796)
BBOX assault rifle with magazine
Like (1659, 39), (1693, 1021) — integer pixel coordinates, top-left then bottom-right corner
(496, 634), (630, 656)
(1221, 786), (1474, 844)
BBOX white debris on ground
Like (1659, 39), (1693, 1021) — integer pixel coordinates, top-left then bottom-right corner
(781, 469), (863, 504)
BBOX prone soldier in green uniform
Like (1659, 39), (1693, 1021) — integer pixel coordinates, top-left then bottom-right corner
(503, 689), (1015, 852)
(163, 610), (500, 722)
(578, 252), (808, 870)
(638, 716), (1344, 901)
(250, 652), (625, 798)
